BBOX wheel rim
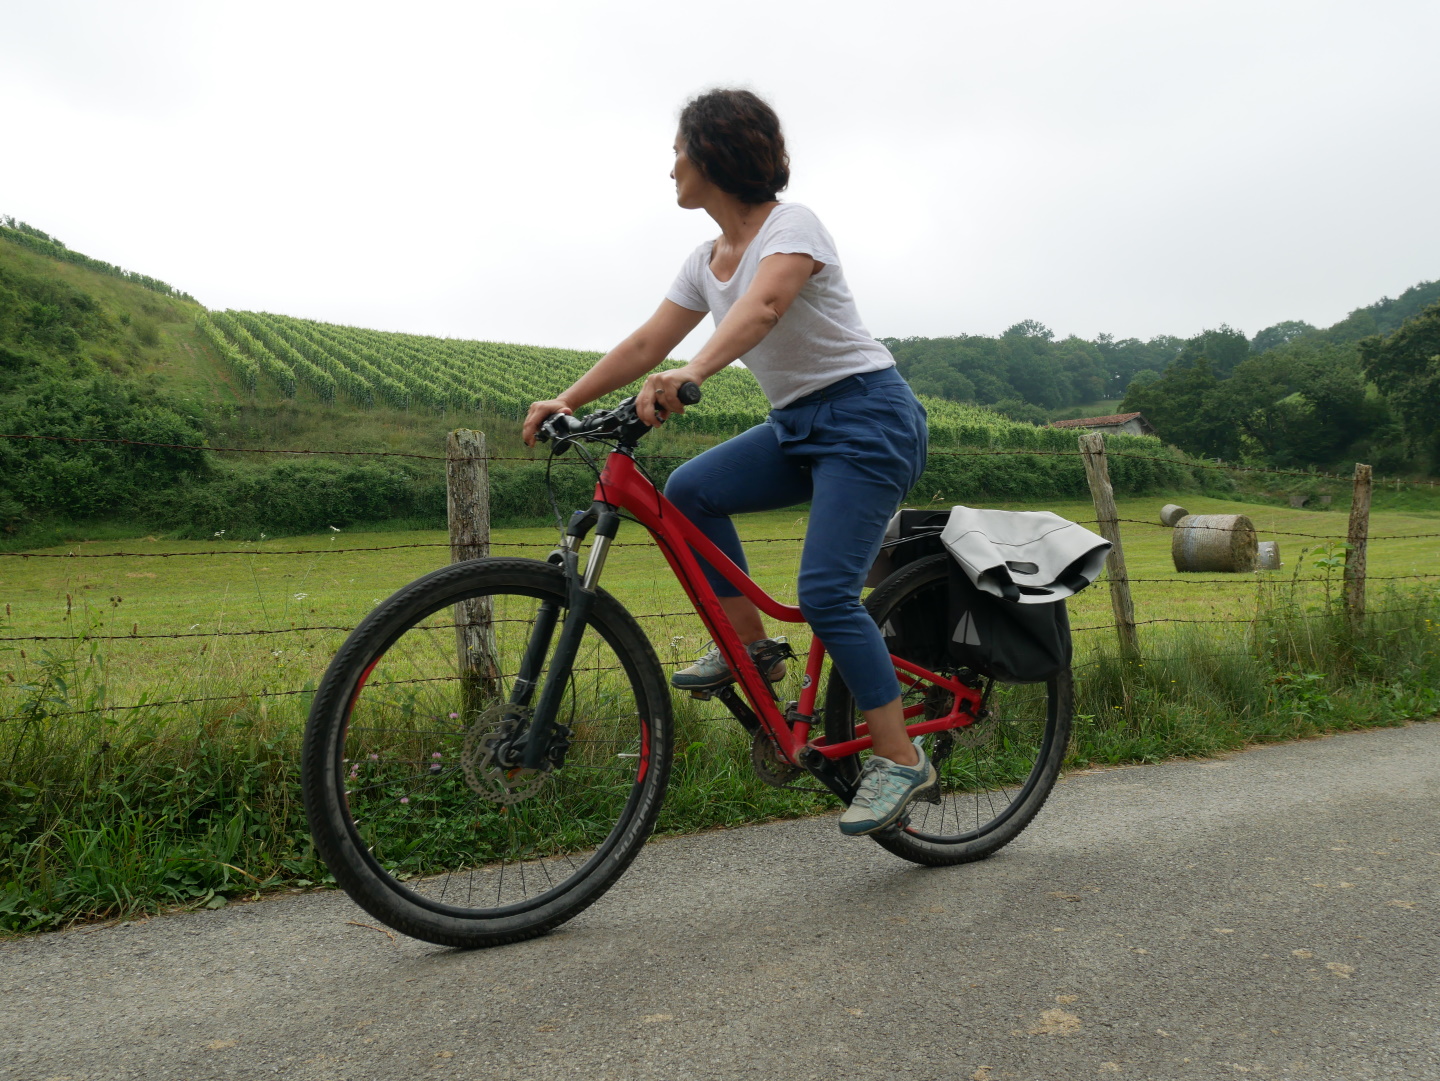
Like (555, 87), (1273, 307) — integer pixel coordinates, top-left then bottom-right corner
(896, 675), (1059, 844)
(856, 570), (1063, 845)
(331, 583), (655, 917)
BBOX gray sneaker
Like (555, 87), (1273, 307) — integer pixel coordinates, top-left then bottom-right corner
(671, 637), (789, 691)
(838, 749), (938, 836)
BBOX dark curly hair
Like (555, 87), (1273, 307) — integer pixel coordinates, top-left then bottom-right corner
(678, 89), (790, 205)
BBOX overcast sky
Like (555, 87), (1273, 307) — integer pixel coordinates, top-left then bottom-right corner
(4, 0), (1438, 360)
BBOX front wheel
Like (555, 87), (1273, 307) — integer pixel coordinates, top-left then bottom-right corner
(823, 553), (1072, 866)
(301, 558), (673, 948)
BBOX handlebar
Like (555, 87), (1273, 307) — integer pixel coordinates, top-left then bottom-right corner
(537, 381), (702, 452)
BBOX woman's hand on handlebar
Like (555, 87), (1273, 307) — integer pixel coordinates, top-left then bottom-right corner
(523, 398), (574, 447)
(636, 367), (702, 428)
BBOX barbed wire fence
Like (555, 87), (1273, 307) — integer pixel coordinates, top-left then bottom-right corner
(1, 429), (1436, 726)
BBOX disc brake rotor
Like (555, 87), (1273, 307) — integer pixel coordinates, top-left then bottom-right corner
(461, 704), (548, 805)
(947, 716), (996, 750)
(922, 682), (995, 755)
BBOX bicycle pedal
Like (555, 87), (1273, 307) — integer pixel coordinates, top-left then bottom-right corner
(688, 689), (714, 701)
(750, 638), (796, 671)
(916, 778), (943, 805)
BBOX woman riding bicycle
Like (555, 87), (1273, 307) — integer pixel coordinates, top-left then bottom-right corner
(523, 88), (932, 836)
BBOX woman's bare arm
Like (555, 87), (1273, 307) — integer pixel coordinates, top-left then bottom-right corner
(522, 299), (705, 444)
(635, 252), (817, 426)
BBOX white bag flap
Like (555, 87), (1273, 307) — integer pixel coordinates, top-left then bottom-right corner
(942, 506), (1111, 604)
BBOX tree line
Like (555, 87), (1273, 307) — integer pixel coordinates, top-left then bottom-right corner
(1121, 282), (1440, 474)
(0, 218), (194, 301)
(884, 279), (1440, 473)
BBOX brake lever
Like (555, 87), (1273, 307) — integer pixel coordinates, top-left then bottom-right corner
(618, 381), (703, 426)
(537, 413), (584, 454)
(538, 382), (703, 452)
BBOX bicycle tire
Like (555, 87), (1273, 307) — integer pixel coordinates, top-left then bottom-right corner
(302, 557), (673, 948)
(823, 553), (1072, 867)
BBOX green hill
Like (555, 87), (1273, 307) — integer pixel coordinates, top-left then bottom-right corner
(0, 221), (1203, 546)
(191, 307), (1090, 445)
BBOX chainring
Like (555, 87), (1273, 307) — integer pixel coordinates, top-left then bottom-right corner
(461, 704), (549, 805)
(750, 731), (803, 788)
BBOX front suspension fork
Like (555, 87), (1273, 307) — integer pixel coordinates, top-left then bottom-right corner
(515, 505), (618, 769)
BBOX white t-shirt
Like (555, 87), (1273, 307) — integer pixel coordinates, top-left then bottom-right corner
(664, 203), (896, 409)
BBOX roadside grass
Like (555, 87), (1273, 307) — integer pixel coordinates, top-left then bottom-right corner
(2, 497), (1437, 932)
(1071, 596), (1439, 768)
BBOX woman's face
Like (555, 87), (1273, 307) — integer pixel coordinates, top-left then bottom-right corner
(671, 135), (708, 209)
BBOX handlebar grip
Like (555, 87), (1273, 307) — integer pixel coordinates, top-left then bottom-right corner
(677, 381), (702, 406)
(537, 412), (582, 443)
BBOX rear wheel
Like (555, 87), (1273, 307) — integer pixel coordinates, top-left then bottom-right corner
(823, 553), (1072, 866)
(301, 558), (672, 948)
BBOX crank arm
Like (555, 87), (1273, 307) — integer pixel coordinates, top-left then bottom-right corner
(796, 745), (859, 805)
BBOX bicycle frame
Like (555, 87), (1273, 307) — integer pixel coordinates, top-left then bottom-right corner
(530, 447), (985, 800)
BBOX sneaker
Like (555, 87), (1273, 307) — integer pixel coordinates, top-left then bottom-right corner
(838, 749), (938, 836)
(670, 637), (789, 691)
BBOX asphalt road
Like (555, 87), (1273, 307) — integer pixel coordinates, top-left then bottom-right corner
(4, 722), (1438, 1081)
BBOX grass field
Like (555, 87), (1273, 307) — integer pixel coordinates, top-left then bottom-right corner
(3, 494), (1436, 711)
(3, 494), (1436, 931)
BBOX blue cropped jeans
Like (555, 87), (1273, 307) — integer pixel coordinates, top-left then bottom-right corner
(663, 366), (928, 711)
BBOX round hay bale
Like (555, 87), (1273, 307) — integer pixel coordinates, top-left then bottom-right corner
(1159, 503), (1189, 527)
(1171, 514), (1258, 572)
(1255, 540), (1282, 570)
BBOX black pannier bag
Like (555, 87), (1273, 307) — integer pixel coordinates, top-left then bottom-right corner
(945, 564), (1070, 683)
(868, 506), (1110, 685)
(871, 510), (951, 674)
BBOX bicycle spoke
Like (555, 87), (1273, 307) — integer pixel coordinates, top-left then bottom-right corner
(829, 556), (1069, 858)
(323, 569), (668, 922)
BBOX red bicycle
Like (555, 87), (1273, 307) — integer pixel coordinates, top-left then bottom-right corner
(302, 387), (1072, 947)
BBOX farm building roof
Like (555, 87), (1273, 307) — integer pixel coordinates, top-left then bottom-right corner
(1049, 411), (1153, 432)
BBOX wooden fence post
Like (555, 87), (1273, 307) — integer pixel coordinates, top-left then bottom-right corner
(446, 429), (498, 711)
(1343, 462), (1372, 630)
(1078, 433), (1140, 658)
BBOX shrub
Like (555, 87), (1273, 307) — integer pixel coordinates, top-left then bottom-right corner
(0, 376), (210, 521)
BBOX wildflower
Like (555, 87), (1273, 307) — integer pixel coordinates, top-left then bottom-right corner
(213, 530), (225, 537)
(432, 751), (442, 759)
(448, 712), (459, 719)
(260, 533), (267, 540)
(293, 592), (308, 601)
(400, 797), (410, 804)
(329, 525), (341, 533)
(369, 753), (379, 760)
